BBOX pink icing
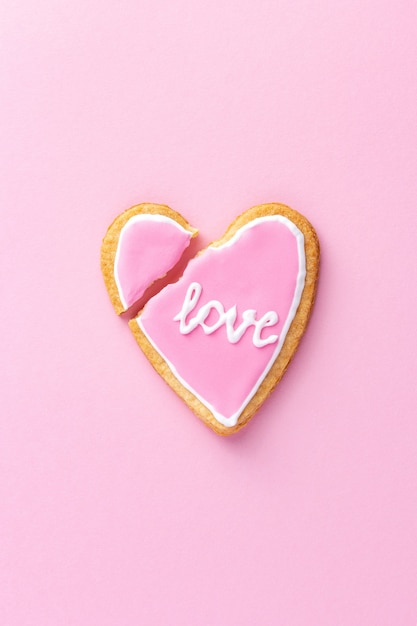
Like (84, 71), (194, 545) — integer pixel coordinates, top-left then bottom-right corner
(137, 216), (305, 427)
(115, 215), (193, 309)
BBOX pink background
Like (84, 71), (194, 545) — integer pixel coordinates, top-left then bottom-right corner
(1, 1), (416, 624)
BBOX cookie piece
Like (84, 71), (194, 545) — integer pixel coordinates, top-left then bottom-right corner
(129, 203), (319, 435)
(101, 203), (198, 314)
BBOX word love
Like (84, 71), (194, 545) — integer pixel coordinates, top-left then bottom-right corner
(173, 282), (280, 348)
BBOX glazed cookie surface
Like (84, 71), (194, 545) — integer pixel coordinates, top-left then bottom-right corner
(127, 203), (319, 435)
(101, 203), (198, 314)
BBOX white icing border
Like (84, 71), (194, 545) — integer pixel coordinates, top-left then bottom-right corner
(137, 215), (306, 428)
(114, 214), (193, 310)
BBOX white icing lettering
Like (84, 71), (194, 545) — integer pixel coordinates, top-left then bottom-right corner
(173, 282), (279, 348)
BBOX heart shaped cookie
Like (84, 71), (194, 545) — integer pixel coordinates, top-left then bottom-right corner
(102, 203), (319, 435)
